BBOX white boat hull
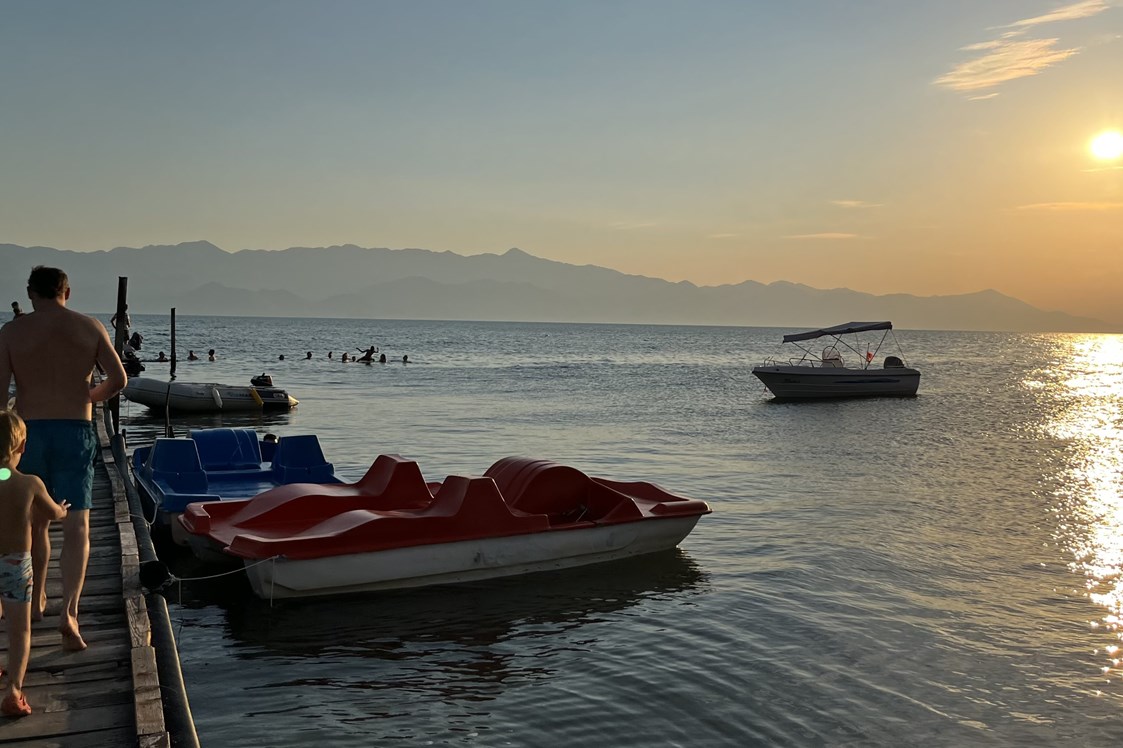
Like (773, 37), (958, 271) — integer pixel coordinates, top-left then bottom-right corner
(752, 365), (920, 400)
(236, 516), (702, 599)
(123, 377), (297, 412)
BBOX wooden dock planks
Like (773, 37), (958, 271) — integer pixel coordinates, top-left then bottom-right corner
(0, 413), (172, 747)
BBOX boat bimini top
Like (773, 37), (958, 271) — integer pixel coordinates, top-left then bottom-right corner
(781, 321), (893, 343)
(769, 321), (909, 369)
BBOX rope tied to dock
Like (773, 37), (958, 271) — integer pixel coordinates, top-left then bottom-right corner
(171, 554), (281, 583)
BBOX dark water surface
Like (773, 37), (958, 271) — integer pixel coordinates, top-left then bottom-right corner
(115, 316), (1123, 746)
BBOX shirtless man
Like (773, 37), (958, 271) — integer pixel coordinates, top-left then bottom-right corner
(0, 266), (128, 651)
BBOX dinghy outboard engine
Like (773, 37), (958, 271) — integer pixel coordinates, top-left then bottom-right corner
(251, 373), (274, 387)
(884, 355), (904, 368)
(122, 347), (145, 377)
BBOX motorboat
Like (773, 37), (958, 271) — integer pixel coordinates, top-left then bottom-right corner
(132, 428), (345, 542)
(751, 321), (920, 400)
(122, 374), (297, 413)
(178, 454), (711, 599)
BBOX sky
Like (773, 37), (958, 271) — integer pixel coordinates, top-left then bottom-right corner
(2, 1), (1122, 323)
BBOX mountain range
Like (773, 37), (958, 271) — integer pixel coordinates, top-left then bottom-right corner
(0, 241), (1112, 332)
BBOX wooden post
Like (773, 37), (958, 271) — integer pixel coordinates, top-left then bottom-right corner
(169, 308), (176, 380)
(165, 309), (176, 438)
(110, 277), (128, 436)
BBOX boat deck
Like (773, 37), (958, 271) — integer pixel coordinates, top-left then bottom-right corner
(0, 413), (172, 747)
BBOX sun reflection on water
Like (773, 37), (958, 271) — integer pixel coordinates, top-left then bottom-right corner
(1036, 335), (1123, 678)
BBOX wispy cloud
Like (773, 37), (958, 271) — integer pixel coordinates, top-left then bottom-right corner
(784, 232), (860, 240)
(968, 92), (1001, 101)
(1015, 201), (1123, 211)
(935, 0), (1113, 94)
(609, 222), (657, 231)
(1005, 0), (1110, 29)
(830, 199), (882, 209)
(935, 38), (1079, 92)
(707, 233), (739, 239)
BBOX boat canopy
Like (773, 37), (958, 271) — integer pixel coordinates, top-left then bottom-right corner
(782, 321), (893, 344)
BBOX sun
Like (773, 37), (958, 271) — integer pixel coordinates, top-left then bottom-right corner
(1090, 130), (1123, 161)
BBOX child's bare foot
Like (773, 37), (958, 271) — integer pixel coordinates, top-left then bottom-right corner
(1, 691), (32, 718)
(59, 619), (87, 652)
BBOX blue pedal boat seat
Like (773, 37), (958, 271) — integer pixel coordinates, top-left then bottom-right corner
(270, 434), (336, 484)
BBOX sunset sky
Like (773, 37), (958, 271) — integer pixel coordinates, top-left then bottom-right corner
(3, 2), (1122, 323)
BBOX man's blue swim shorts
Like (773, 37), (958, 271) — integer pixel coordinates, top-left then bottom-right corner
(20, 419), (98, 511)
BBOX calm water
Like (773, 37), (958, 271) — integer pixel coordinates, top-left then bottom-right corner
(113, 315), (1123, 747)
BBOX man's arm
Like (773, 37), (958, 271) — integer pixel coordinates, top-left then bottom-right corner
(31, 475), (67, 521)
(89, 320), (127, 403)
(0, 326), (12, 408)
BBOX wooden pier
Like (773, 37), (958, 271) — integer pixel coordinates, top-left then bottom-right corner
(0, 412), (179, 747)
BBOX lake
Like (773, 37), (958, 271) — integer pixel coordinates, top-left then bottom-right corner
(114, 315), (1123, 747)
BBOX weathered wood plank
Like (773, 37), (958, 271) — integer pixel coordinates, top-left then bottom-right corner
(31, 609), (126, 633)
(0, 702), (134, 744)
(139, 733), (173, 748)
(131, 647), (166, 737)
(126, 596), (150, 649)
(19, 663), (134, 690)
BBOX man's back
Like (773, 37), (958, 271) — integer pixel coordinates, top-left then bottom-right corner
(0, 307), (107, 420)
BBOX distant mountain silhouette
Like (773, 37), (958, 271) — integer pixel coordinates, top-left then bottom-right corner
(0, 241), (1112, 332)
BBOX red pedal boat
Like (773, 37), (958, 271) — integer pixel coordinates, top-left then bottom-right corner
(179, 454), (711, 599)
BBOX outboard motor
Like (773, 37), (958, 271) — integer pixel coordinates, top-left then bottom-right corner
(884, 355), (904, 368)
(251, 373), (274, 388)
(122, 348), (145, 377)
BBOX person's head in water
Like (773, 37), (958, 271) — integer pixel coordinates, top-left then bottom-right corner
(379, 353), (386, 363)
(306, 351), (312, 359)
(402, 354), (408, 364)
(157, 351), (167, 362)
(279, 354), (285, 361)
(208, 349), (216, 360)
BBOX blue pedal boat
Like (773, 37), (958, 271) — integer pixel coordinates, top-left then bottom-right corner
(131, 427), (345, 543)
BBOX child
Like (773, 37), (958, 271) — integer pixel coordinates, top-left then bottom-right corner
(0, 409), (68, 718)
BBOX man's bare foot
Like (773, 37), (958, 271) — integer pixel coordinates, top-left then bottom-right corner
(59, 620), (87, 652)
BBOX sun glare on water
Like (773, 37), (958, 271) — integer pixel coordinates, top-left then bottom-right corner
(1090, 130), (1123, 161)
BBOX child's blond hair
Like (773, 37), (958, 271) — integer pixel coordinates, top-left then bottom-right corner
(0, 409), (27, 464)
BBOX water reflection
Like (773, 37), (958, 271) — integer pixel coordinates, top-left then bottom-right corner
(1033, 334), (1123, 677)
(171, 551), (706, 702)
(121, 408), (297, 446)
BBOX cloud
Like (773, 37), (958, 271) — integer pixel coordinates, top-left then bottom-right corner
(784, 232), (860, 240)
(935, 1), (1114, 94)
(968, 92), (1001, 101)
(935, 38), (1079, 91)
(1005, 0), (1110, 29)
(1015, 201), (1123, 211)
(830, 199), (882, 208)
(707, 233), (739, 239)
(609, 222), (657, 231)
